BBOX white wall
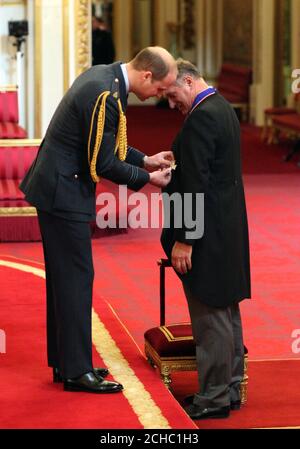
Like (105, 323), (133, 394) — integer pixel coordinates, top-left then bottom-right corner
(40, 0), (64, 135)
(1, 1), (67, 137)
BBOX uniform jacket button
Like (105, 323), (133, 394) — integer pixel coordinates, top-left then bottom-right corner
(74, 174), (78, 179)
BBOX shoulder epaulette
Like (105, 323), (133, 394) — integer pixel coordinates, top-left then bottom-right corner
(87, 87), (127, 182)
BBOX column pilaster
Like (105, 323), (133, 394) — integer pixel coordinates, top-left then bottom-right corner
(250, 0), (275, 125)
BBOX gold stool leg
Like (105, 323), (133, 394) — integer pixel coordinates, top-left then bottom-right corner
(241, 352), (249, 404)
(146, 356), (156, 369)
(272, 127), (280, 144)
(261, 114), (269, 141)
(161, 365), (172, 389)
(240, 375), (249, 405)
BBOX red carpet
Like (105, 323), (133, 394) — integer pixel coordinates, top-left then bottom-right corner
(127, 105), (184, 157)
(0, 257), (195, 429)
(240, 124), (300, 174)
(126, 106), (300, 174)
(88, 174), (300, 361)
(171, 360), (300, 429)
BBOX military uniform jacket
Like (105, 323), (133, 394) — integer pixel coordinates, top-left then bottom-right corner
(20, 62), (149, 221)
(161, 93), (251, 308)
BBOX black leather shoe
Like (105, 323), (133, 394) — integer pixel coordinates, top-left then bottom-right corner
(184, 394), (240, 411)
(63, 371), (123, 393)
(184, 404), (230, 420)
(53, 367), (109, 383)
(183, 394), (195, 405)
(230, 400), (241, 410)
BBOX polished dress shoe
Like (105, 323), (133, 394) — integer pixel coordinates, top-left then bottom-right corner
(230, 400), (241, 410)
(184, 394), (240, 411)
(63, 371), (123, 393)
(184, 404), (230, 420)
(53, 367), (109, 383)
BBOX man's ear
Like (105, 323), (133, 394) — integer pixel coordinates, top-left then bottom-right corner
(183, 75), (193, 87)
(143, 71), (153, 82)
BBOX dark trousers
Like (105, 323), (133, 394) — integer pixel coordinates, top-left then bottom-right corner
(37, 211), (94, 378)
(183, 285), (244, 408)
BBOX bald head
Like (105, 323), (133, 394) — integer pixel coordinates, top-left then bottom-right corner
(126, 46), (177, 101)
(130, 46), (176, 81)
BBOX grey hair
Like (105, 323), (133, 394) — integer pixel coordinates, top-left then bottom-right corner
(175, 58), (202, 83)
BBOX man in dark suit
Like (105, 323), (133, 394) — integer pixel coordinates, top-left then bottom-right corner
(20, 47), (177, 393)
(161, 59), (251, 419)
(92, 16), (115, 65)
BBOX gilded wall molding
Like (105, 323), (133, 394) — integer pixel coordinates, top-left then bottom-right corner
(63, 0), (70, 92)
(0, 207), (37, 217)
(0, 138), (42, 146)
(0, 85), (18, 91)
(75, 0), (91, 76)
(0, 1), (26, 5)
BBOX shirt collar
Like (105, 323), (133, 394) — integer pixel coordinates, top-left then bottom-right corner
(190, 86), (217, 113)
(121, 64), (129, 94)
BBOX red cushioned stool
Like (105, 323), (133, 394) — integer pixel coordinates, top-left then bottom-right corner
(216, 63), (252, 122)
(262, 93), (300, 143)
(0, 139), (41, 242)
(0, 87), (27, 139)
(144, 259), (248, 405)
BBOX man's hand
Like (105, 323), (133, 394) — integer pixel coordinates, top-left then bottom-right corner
(149, 168), (172, 188)
(171, 241), (193, 275)
(144, 151), (174, 171)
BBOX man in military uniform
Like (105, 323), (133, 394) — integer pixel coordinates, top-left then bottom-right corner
(92, 16), (115, 65)
(20, 46), (177, 393)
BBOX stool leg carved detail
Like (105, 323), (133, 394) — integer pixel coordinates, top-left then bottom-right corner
(261, 114), (271, 141)
(145, 345), (249, 406)
(160, 365), (172, 388)
(240, 352), (248, 404)
(146, 355), (156, 369)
